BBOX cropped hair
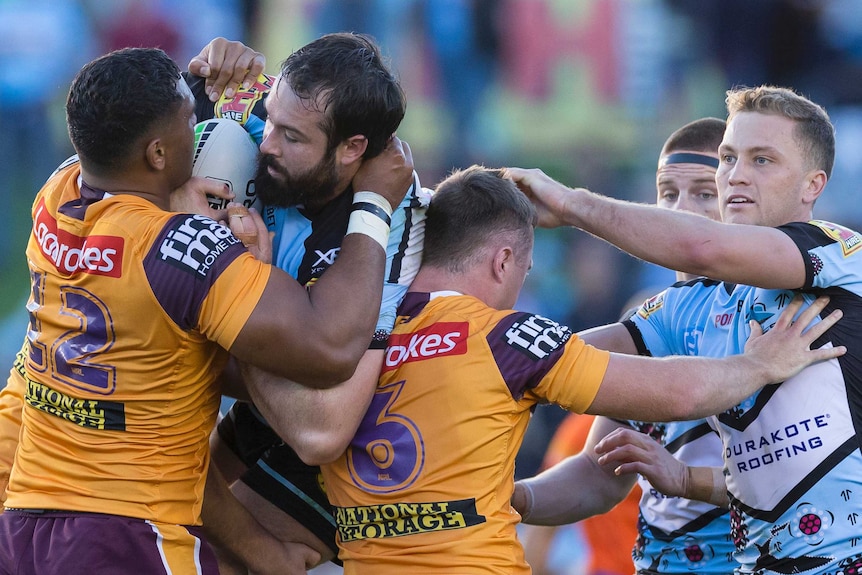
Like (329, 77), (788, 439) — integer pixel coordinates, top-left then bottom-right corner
(423, 166), (537, 273)
(661, 117), (726, 157)
(726, 86), (835, 178)
(280, 32), (405, 159)
(66, 47), (183, 171)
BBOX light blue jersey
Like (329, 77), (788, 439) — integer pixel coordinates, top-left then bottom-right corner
(264, 172), (429, 344)
(625, 220), (862, 575)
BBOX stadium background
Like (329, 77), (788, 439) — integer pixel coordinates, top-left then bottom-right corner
(2, 1), (862, 571)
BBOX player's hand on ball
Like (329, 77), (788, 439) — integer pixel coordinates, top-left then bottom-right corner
(171, 176), (234, 219)
(227, 203), (273, 264)
(188, 37), (266, 102)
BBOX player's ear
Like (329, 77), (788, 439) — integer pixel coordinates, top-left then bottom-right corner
(338, 135), (368, 166)
(803, 169), (827, 206)
(146, 138), (166, 171)
(492, 245), (515, 284)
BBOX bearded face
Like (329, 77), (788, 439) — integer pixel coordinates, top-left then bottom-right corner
(254, 144), (340, 212)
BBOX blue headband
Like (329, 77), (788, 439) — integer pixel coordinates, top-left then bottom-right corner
(660, 152), (719, 169)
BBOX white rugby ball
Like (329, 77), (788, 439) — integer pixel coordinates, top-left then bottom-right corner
(192, 118), (260, 211)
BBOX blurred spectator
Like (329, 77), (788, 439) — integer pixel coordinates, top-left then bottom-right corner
(0, 0), (93, 267)
(419, 0), (503, 171)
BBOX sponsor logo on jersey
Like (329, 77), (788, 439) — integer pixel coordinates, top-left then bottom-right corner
(334, 498), (486, 542)
(216, 73), (274, 125)
(503, 314), (571, 360)
(636, 292), (664, 319)
(383, 322), (467, 372)
(312, 247), (340, 268)
(157, 214), (241, 276)
(24, 378), (125, 431)
(33, 200), (123, 278)
(810, 220), (862, 257)
(725, 414), (829, 474)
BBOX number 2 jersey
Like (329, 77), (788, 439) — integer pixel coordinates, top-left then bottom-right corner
(323, 291), (611, 574)
(624, 220), (862, 575)
(5, 160), (271, 526)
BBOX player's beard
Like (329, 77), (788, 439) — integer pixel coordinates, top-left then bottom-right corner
(254, 147), (340, 212)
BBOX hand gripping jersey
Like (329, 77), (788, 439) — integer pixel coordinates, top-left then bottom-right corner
(5, 160), (271, 526)
(619, 416), (735, 574)
(323, 291), (610, 574)
(625, 221), (862, 575)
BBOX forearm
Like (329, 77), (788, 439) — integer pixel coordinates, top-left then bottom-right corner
(202, 463), (279, 571)
(515, 455), (635, 526)
(243, 350), (382, 465)
(684, 466), (729, 508)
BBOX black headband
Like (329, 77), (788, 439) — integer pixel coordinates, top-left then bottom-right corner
(660, 152), (719, 169)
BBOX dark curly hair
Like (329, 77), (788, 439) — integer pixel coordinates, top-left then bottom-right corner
(66, 47), (183, 172)
(280, 32), (405, 159)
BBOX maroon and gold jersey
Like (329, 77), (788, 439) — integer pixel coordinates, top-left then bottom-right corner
(5, 159), (271, 526)
(0, 341), (26, 509)
(323, 291), (610, 574)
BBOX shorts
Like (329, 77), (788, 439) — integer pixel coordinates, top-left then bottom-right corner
(218, 401), (339, 558)
(0, 509), (218, 575)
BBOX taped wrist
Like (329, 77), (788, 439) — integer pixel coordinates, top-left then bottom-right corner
(347, 191), (392, 250)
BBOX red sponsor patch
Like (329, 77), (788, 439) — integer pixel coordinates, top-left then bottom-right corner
(382, 322), (468, 372)
(33, 199), (123, 278)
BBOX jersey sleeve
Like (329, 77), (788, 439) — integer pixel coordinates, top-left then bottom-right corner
(779, 220), (862, 294)
(485, 311), (609, 413)
(374, 176), (431, 348)
(622, 288), (679, 358)
(143, 213), (271, 350)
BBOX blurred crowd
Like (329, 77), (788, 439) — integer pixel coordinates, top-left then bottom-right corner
(3, 0), (862, 503)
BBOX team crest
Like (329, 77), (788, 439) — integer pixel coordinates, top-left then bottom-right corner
(810, 220), (862, 257)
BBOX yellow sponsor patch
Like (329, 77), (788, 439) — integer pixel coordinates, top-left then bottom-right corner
(24, 379), (126, 431)
(811, 220), (862, 257)
(334, 498), (485, 541)
(636, 292), (665, 320)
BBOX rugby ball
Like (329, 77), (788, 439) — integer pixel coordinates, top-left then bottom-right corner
(192, 118), (260, 211)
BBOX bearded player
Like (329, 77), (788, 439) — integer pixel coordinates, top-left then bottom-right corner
(185, 35), (428, 570)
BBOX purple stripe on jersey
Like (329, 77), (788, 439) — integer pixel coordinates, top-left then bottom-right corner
(144, 213), (248, 330)
(58, 181), (108, 221)
(396, 291), (432, 320)
(487, 311), (573, 399)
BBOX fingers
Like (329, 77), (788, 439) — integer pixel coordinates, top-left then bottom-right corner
(227, 204), (258, 246)
(191, 37), (265, 102)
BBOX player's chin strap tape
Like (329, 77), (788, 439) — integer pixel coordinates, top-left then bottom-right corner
(347, 191), (393, 250)
(660, 152), (720, 169)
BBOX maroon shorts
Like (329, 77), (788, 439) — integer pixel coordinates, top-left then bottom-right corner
(0, 509), (219, 574)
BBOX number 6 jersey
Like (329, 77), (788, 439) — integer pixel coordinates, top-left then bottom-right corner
(323, 291), (610, 574)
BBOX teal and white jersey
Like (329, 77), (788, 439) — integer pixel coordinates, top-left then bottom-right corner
(624, 220), (862, 575)
(620, 417), (734, 574)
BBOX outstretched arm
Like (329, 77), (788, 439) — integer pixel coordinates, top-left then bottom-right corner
(585, 295), (845, 421)
(594, 427), (729, 508)
(507, 167), (807, 289)
(514, 416), (637, 525)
